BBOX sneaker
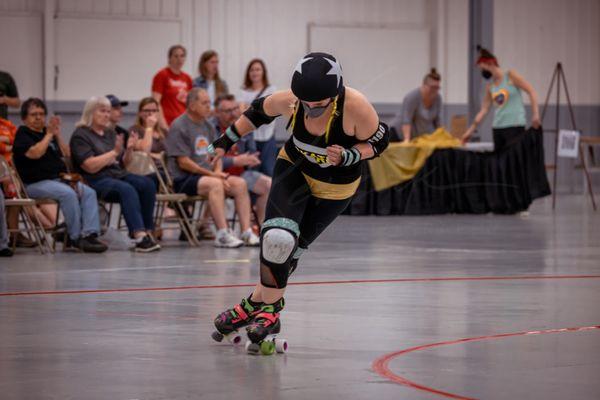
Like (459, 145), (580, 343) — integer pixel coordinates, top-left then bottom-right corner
(214, 230), (243, 248)
(0, 248), (13, 257)
(241, 229), (260, 247)
(134, 235), (161, 253)
(78, 233), (108, 253)
(63, 236), (82, 253)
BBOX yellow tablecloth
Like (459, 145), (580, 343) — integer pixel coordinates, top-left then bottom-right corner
(367, 128), (461, 191)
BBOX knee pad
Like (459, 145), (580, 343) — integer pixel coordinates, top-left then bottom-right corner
(259, 218), (299, 288)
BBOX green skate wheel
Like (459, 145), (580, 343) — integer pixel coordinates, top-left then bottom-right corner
(260, 341), (275, 355)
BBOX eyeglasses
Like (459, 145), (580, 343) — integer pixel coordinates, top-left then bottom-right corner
(142, 109), (159, 114)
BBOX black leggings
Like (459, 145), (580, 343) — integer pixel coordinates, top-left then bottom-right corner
(260, 158), (354, 286)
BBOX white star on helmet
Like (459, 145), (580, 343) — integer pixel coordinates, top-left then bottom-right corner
(294, 57), (313, 75)
(325, 58), (342, 88)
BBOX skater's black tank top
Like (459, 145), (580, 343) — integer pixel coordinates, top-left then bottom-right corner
(282, 86), (362, 185)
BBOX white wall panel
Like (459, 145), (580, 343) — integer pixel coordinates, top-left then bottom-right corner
(494, 0), (600, 105)
(54, 17), (181, 100)
(0, 13), (44, 99)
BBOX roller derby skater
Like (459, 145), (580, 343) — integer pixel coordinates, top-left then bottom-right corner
(209, 52), (390, 355)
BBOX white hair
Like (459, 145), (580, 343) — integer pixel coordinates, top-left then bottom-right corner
(76, 96), (111, 128)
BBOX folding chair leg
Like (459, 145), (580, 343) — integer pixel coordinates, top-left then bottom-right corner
(174, 202), (200, 246)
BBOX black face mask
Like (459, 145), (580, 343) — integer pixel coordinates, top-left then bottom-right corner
(481, 70), (492, 80)
(301, 99), (332, 118)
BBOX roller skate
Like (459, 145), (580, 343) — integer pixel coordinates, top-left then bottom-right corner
(245, 298), (288, 355)
(211, 297), (262, 345)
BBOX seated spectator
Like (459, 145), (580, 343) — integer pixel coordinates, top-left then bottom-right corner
(152, 45), (192, 130)
(238, 58), (277, 176)
(70, 96), (160, 253)
(212, 94), (271, 224)
(1, 115), (54, 247)
(193, 50), (229, 109)
(12, 98), (107, 253)
(394, 68), (442, 143)
(0, 188), (12, 257)
(129, 97), (167, 168)
(0, 70), (21, 120)
(106, 94), (129, 140)
(166, 88), (259, 248)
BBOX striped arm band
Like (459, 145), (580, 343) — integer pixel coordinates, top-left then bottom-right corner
(341, 147), (361, 167)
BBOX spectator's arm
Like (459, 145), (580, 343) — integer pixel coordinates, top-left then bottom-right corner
(400, 92), (419, 142)
(81, 151), (118, 174)
(0, 96), (20, 109)
(0, 75), (20, 109)
(134, 127), (153, 153)
(152, 91), (169, 131)
(56, 135), (70, 158)
(176, 156), (215, 176)
(24, 132), (54, 159)
(401, 124), (412, 143)
(71, 134), (119, 174)
(221, 156), (234, 170)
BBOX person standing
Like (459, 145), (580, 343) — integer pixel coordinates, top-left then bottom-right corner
(152, 45), (193, 129)
(462, 47), (541, 150)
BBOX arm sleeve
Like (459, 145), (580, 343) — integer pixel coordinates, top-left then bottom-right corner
(401, 92), (419, 126)
(222, 156), (234, 170)
(12, 130), (35, 157)
(151, 71), (165, 94)
(433, 95), (442, 128)
(165, 127), (191, 158)
(69, 134), (96, 167)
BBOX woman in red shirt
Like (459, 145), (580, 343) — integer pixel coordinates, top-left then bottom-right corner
(151, 45), (193, 130)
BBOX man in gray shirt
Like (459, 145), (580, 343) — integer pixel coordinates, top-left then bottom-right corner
(166, 88), (259, 248)
(395, 68), (442, 142)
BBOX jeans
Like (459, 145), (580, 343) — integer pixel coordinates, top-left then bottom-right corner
(255, 135), (277, 177)
(0, 189), (8, 249)
(87, 174), (156, 234)
(26, 179), (101, 240)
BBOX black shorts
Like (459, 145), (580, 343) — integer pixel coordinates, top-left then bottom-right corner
(173, 174), (201, 196)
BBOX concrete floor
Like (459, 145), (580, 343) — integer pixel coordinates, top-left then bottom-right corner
(1, 195), (599, 400)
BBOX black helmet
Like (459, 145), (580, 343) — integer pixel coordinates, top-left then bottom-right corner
(291, 52), (343, 102)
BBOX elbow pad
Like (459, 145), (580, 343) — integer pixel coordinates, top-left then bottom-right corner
(366, 122), (390, 158)
(243, 96), (278, 128)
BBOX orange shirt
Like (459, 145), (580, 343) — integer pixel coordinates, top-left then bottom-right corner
(0, 118), (16, 163)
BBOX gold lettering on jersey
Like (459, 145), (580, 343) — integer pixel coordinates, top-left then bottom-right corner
(296, 146), (330, 166)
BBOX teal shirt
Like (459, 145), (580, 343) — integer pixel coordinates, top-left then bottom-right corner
(491, 72), (526, 129)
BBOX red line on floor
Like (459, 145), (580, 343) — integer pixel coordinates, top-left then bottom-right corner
(372, 325), (600, 400)
(1, 274), (599, 297)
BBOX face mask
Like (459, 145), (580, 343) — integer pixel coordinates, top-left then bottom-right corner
(301, 99), (332, 118)
(481, 70), (492, 80)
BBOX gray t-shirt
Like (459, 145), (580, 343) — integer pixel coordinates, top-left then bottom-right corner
(70, 126), (127, 180)
(398, 88), (442, 138)
(166, 113), (217, 181)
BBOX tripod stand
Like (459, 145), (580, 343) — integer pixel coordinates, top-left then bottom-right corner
(541, 62), (596, 210)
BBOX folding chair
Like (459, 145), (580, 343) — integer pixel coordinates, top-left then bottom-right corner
(126, 151), (200, 246)
(0, 158), (52, 254)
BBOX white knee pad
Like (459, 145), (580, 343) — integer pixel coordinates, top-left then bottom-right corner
(261, 228), (296, 264)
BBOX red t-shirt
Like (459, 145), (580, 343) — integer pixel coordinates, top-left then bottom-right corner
(151, 67), (192, 126)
